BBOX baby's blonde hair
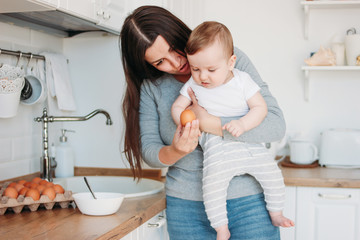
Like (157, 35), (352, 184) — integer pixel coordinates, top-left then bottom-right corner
(185, 21), (234, 58)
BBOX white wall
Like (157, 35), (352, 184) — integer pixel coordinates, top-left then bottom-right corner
(62, 32), (126, 168)
(1, 0), (360, 180)
(200, 0), (360, 148)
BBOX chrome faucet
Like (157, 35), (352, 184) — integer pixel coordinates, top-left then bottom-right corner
(34, 108), (113, 181)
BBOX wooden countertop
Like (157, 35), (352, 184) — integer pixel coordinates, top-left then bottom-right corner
(281, 165), (360, 188)
(1, 190), (165, 240)
(2, 166), (360, 239)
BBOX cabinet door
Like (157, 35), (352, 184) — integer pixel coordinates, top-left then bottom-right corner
(296, 187), (360, 240)
(64, 0), (98, 23)
(140, 211), (169, 240)
(280, 186), (296, 240)
(95, 0), (126, 33)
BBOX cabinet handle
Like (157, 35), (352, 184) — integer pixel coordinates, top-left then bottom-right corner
(96, 10), (104, 16)
(147, 215), (166, 228)
(103, 13), (111, 20)
(318, 193), (352, 200)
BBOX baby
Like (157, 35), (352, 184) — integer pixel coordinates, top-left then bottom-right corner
(172, 21), (294, 240)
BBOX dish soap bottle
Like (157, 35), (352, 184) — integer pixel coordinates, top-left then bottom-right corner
(55, 129), (75, 178)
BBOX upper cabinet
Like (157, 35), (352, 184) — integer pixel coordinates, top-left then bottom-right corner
(61, 0), (98, 23)
(0, 0), (131, 37)
(95, 0), (126, 33)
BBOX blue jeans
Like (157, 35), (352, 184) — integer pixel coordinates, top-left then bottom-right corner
(166, 193), (280, 240)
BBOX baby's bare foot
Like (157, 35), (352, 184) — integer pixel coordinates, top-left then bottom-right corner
(215, 225), (231, 240)
(269, 211), (295, 227)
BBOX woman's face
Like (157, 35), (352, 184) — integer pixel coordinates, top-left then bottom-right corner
(145, 35), (191, 82)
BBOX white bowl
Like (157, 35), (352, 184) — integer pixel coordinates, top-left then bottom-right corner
(72, 192), (125, 216)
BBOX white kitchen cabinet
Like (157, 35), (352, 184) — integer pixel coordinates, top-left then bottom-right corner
(63, 0), (98, 23)
(95, 0), (127, 33)
(121, 210), (169, 240)
(49, 0), (128, 33)
(296, 187), (360, 240)
(280, 187), (296, 240)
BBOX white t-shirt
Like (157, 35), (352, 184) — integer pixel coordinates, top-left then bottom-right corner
(180, 68), (260, 117)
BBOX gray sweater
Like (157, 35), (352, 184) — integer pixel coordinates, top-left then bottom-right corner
(139, 47), (286, 201)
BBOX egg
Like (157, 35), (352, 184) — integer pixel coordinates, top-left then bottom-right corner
(14, 183), (24, 192)
(24, 181), (32, 188)
(42, 187), (56, 201)
(31, 177), (42, 184)
(17, 180), (27, 185)
(53, 184), (65, 194)
(4, 187), (18, 199)
(45, 182), (54, 188)
(29, 182), (39, 189)
(25, 188), (40, 201)
(180, 109), (197, 126)
(7, 182), (17, 188)
(39, 179), (49, 185)
(36, 184), (46, 194)
(19, 187), (29, 196)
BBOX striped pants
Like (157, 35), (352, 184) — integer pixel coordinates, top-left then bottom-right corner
(200, 133), (285, 229)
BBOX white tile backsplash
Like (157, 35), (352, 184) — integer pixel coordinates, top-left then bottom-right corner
(0, 21), (63, 181)
(12, 134), (41, 161)
(0, 138), (12, 163)
(0, 159), (31, 181)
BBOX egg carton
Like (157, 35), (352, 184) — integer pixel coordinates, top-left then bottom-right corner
(0, 183), (74, 215)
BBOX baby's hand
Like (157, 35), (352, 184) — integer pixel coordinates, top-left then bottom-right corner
(222, 120), (246, 137)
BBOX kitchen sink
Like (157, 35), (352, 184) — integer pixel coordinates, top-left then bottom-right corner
(53, 176), (164, 198)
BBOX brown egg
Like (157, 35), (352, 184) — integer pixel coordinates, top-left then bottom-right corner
(17, 180), (27, 185)
(180, 109), (197, 126)
(36, 184), (46, 194)
(42, 187), (56, 201)
(53, 184), (65, 194)
(32, 177), (42, 184)
(45, 182), (54, 188)
(7, 182), (17, 188)
(25, 188), (40, 201)
(14, 183), (24, 192)
(19, 187), (29, 196)
(24, 181), (32, 188)
(4, 187), (18, 199)
(39, 179), (49, 185)
(29, 182), (39, 189)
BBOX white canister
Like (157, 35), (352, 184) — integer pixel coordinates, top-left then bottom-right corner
(290, 139), (318, 165)
(0, 91), (22, 118)
(331, 42), (345, 66)
(0, 77), (25, 118)
(345, 34), (360, 66)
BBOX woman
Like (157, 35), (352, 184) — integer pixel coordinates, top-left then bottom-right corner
(120, 5), (285, 240)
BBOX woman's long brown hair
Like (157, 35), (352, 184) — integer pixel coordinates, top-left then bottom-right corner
(120, 6), (191, 179)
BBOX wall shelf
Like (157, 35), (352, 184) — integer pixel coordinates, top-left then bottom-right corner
(300, 1), (360, 39)
(301, 66), (360, 101)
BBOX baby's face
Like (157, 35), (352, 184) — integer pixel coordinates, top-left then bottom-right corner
(187, 40), (235, 88)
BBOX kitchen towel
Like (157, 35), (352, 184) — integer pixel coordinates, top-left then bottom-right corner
(41, 52), (76, 112)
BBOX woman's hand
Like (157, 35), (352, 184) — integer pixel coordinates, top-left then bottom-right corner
(172, 119), (201, 155)
(159, 119), (200, 166)
(186, 87), (223, 136)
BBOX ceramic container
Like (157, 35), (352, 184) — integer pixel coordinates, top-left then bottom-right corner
(72, 192), (124, 216)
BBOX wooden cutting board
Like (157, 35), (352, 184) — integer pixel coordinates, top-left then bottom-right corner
(280, 156), (319, 168)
